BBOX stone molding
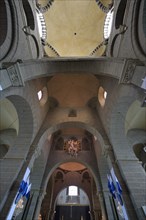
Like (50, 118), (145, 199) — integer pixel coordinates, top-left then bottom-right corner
(29, 145), (41, 169)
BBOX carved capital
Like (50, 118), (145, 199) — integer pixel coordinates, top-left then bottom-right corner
(39, 189), (46, 199)
(7, 63), (24, 87)
(98, 191), (104, 200)
(102, 148), (109, 158)
(34, 145), (41, 158)
(120, 59), (137, 83)
(29, 145), (41, 169)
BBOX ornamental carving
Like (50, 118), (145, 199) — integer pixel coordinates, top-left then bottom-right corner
(64, 138), (81, 157)
(7, 63), (24, 86)
(123, 60), (136, 83)
(7, 67), (19, 86)
(120, 60), (137, 84)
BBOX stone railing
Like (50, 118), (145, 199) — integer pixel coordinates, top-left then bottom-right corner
(90, 39), (108, 56)
(42, 39), (60, 57)
(95, 0), (113, 13)
(36, 8), (47, 40)
(104, 7), (114, 39)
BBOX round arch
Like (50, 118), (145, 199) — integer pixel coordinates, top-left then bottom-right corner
(108, 84), (144, 154)
(52, 166), (93, 206)
(46, 159), (101, 190)
(38, 121), (105, 153)
(106, 85), (146, 219)
(0, 95), (34, 213)
(2, 95), (33, 158)
(55, 185), (90, 205)
(40, 160), (99, 220)
(34, 120), (107, 192)
(53, 186), (91, 213)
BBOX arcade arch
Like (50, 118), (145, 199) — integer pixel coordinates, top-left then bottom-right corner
(106, 86), (146, 219)
(54, 186), (91, 220)
(0, 98), (18, 158)
(39, 160), (102, 220)
(27, 120), (109, 220)
(0, 95), (34, 213)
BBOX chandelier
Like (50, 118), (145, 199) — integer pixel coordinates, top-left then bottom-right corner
(64, 138), (81, 157)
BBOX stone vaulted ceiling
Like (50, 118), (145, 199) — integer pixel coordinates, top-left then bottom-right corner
(47, 74), (99, 107)
(39, 0), (112, 56)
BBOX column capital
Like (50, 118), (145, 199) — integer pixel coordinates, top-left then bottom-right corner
(119, 59), (145, 88)
(7, 62), (25, 87)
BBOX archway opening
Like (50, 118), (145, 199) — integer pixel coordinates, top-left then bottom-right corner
(54, 186), (91, 220)
(0, 98), (18, 158)
(133, 143), (146, 171)
(125, 100), (146, 134)
(98, 86), (107, 107)
(40, 161), (102, 220)
(36, 122), (105, 220)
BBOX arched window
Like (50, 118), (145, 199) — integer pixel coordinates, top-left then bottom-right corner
(133, 144), (146, 172)
(104, 90), (107, 99)
(37, 90), (43, 100)
(0, 144), (9, 159)
(56, 187), (89, 205)
(104, 7), (114, 39)
(22, 0), (35, 30)
(98, 86), (107, 107)
(37, 87), (48, 105)
(68, 186), (78, 196)
(36, 9), (47, 40)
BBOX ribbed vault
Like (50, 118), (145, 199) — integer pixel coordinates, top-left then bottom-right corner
(38, 0), (112, 56)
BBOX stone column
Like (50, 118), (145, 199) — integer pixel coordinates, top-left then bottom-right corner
(25, 190), (40, 220)
(98, 192), (110, 220)
(49, 209), (56, 220)
(96, 153), (115, 220)
(117, 159), (146, 220)
(89, 210), (95, 220)
(32, 190), (46, 220)
(0, 159), (24, 216)
(107, 146), (140, 220)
